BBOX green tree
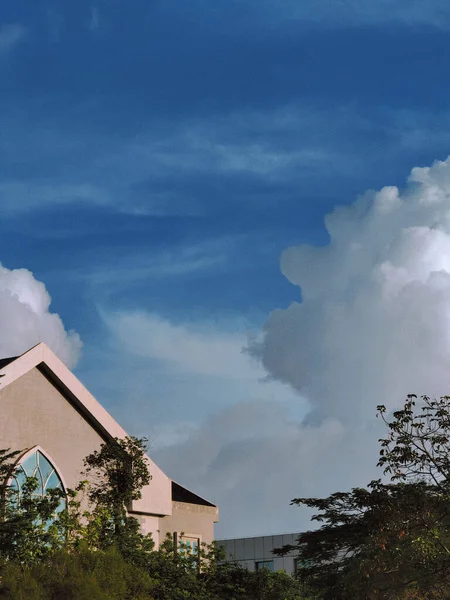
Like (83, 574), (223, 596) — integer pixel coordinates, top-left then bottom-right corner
(0, 438), (309, 599)
(80, 436), (154, 560)
(278, 395), (450, 600)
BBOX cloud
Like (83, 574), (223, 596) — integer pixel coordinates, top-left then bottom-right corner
(122, 156), (450, 537)
(154, 400), (378, 536)
(108, 312), (257, 378)
(0, 24), (26, 54)
(250, 157), (450, 425)
(0, 103), (389, 217)
(88, 6), (100, 32)
(273, 0), (450, 29)
(79, 239), (229, 292)
(0, 181), (109, 214)
(172, 0), (450, 31)
(96, 310), (315, 537)
(0, 263), (82, 368)
(1, 103), (447, 222)
(104, 310), (304, 404)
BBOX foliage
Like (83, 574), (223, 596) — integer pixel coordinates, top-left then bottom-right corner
(144, 535), (306, 600)
(79, 436), (155, 560)
(377, 395), (450, 487)
(0, 437), (308, 599)
(83, 436), (151, 510)
(278, 395), (450, 600)
(1, 547), (155, 600)
(0, 448), (66, 565)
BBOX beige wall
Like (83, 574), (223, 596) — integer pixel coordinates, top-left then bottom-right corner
(0, 368), (104, 490)
(159, 501), (219, 547)
(0, 365), (218, 549)
(133, 514), (162, 547)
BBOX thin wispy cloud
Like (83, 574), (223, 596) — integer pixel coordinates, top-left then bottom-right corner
(0, 23), (26, 54)
(0, 103), (424, 218)
(88, 6), (100, 32)
(79, 240), (229, 289)
(0, 181), (109, 214)
(170, 0), (450, 31)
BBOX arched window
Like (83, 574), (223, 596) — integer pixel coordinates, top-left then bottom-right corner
(10, 449), (66, 515)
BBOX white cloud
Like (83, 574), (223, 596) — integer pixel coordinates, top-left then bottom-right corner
(250, 157), (450, 426)
(96, 310), (311, 536)
(116, 156), (450, 537)
(0, 264), (82, 368)
(0, 24), (26, 54)
(108, 312), (258, 378)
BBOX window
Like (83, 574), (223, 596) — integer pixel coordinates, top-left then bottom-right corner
(179, 535), (200, 557)
(255, 560), (274, 571)
(10, 449), (66, 516)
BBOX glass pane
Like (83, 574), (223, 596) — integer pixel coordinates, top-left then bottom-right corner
(34, 468), (44, 496)
(45, 471), (62, 492)
(15, 467), (27, 490)
(21, 453), (37, 477)
(10, 450), (66, 528)
(37, 452), (54, 487)
(55, 497), (67, 513)
(255, 561), (274, 572)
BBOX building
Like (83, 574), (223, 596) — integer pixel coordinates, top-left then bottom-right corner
(0, 342), (218, 549)
(217, 533), (301, 575)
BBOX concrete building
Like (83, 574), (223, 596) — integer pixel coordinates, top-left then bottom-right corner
(217, 533), (301, 575)
(0, 342), (218, 549)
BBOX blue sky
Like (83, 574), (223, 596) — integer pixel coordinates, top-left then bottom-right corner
(4, 1), (450, 537)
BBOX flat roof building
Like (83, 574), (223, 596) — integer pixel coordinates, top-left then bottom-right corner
(217, 533), (301, 575)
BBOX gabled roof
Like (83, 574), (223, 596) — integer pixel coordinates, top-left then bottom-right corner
(0, 343), (173, 516)
(0, 356), (18, 369)
(0, 343), (219, 518)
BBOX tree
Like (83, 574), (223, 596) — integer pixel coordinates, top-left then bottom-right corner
(278, 395), (450, 600)
(0, 437), (309, 599)
(80, 436), (154, 560)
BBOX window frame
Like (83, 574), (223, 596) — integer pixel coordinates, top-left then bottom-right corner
(9, 445), (67, 511)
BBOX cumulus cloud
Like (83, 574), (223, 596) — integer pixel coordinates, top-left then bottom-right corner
(250, 158), (450, 426)
(153, 157), (450, 536)
(99, 157), (450, 537)
(0, 264), (82, 368)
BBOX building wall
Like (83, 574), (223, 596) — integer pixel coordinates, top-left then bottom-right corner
(0, 367), (104, 490)
(159, 501), (219, 548)
(0, 365), (218, 550)
(132, 514), (162, 547)
(217, 533), (301, 575)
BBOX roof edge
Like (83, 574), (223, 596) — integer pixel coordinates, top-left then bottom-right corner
(0, 343), (173, 517)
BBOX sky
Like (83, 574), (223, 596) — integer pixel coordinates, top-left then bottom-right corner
(3, 1), (450, 538)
